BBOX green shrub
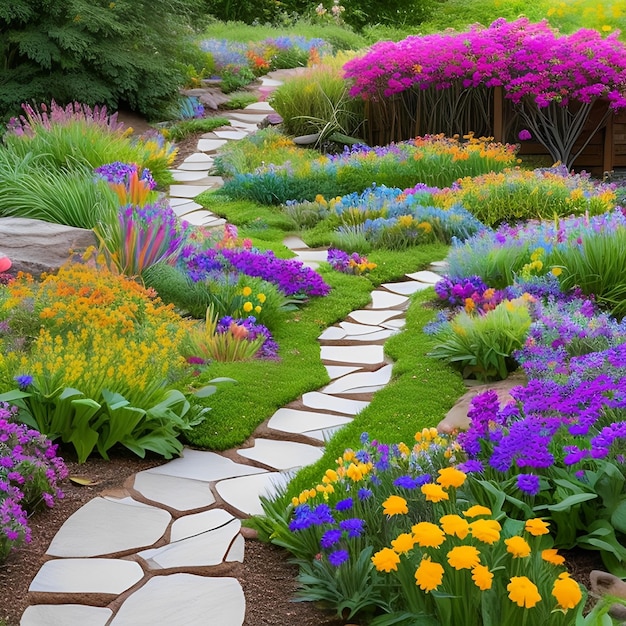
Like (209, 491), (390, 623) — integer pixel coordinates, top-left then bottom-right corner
(164, 116), (231, 142)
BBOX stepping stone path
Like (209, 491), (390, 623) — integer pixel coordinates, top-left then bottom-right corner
(21, 69), (448, 625)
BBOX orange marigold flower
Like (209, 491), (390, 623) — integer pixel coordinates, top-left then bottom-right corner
(421, 483), (449, 503)
(383, 495), (408, 516)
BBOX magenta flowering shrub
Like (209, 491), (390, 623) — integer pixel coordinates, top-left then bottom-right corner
(0, 404), (67, 562)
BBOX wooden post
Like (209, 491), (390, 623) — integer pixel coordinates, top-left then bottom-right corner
(493, 87), (504, 143)
(603, 112), (614, 176)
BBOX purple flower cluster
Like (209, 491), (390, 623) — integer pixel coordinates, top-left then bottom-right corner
(94, 161), (156, 190)
(216, 316), (279, 360)
(1, 404), (67, 561)
(434, 275), (492, 307)
(344, 18), (626, 111)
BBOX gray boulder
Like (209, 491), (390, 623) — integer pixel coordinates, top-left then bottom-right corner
(0, 217), (97, 277)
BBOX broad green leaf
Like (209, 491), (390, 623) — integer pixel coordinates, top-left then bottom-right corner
(547, 492), (597, 512)
(611, 499), (626, 534)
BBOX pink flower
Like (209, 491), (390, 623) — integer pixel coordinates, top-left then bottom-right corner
(518, 129), (532, 141)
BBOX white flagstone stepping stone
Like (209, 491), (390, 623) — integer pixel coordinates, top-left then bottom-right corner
(301, 391), (369, 415)
(202, 216), (227, 227)
(430, 260), (449, 270)
(29, 558), (143, 594)
(169, 196), (197, 207)
(228, 120), (260, 131)
(381, 318), (407, 330)
(197, 138), (227, 152)
(323, 364), (393, 395)
(237, 439), (324, 470)
(178, 160), (214, 172)
(110, 574), (245, 626)
(216, 472), (290, 516)
(406, 270), (443, 284)
(140, 519), (241, 569)
(213, 130), (249, 140)
(301, 260), (320, 270)
(132, 472), (215, 512)
(171, 201), (204, 217)
(227, 112), (270, 124)
(226, 534), (245, 562)
(292, 249), (328, 262)
(46, 497), (170, 558)
(382, 280), (432, 295)
(183, 152), (214, 163)
(304, 425), (347, 442)
(344, 329), (396, 342)
(169, 184), (214, 198)
(259, 78), (283, 88)
(146, 448), (266, 482)
(245, 101), (275, 111)
(169, 170), (211, 182)
(348, 309), (404, 326)
(268, 407), (354, 433)
(170, 508), (235, 541)
(318, 326), (347, 341)
(326, 365), (361, 379)
(283, 235), (309, 249)
(339, 321), (383, 336)
(369, 290), (409, 309)
(320, 344), (385, 365)
(21, 604), (113, 626)
(180, 211), (218, 226)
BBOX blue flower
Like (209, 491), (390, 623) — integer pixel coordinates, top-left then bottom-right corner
(328, 549), (349, 567)
(339, 518), (365, 538)
(393, 475), (419, 489)
(516, 473), (541, 496)
(320, 529), (342, 549)
(13, 375), (33, 390)
(358, 488), (373, 501)
(335, 498), (353, 512)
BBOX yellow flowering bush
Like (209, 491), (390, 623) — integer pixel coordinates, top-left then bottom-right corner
(0, 263), (207, 462)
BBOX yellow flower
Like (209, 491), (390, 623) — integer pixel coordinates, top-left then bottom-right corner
(463, 505), (492, 518)
(243, 301), (253, 313)
(505, 536), (531, 558)
(525, 518), (550, 536)
(472, 564), (494, 590)
(440, 514), (469, 539)
(383, 495), (408, 516)
(372, 547), (400, 572)
(468, 519), (501, 545)
(391, 533), (416, 554)
(255, 306), (262, 314)
(552, 573), (582, 611)
(257, 293), (267, 303)
(415, 557), (444, 593)
(541, 549), (565, 566)
(421, 483), (449, 503)
(507, 576), (542, 608)
(412, 522), (446, 548)
(551, 267), (563, 277)
(323, 469), (338, 483)
(436, 467), (466, 489)
(242, 286), (252, 297)
(447, 545), (481, 570)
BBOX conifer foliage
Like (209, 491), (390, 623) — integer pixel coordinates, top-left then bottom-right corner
(0, 0), (203, 121)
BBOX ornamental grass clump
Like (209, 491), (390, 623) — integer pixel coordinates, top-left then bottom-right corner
(0, 403), (67, 562)
(0, 263), (202, 462)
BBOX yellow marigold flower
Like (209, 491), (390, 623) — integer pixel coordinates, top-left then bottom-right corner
(552, 573), (582, 611)
(383, 495), (408, 516)
(242, 286), (252, 297)
(472, 564), (494, 590)
(415, 557), (444, 593)
(447, 545), (481, 570)
(436, 467), (466, 489)
(343, 450), (355, 462)
(469, 519), (501, 545)
(255, 306), (262, 314)
(551, 267), (563, 277)
(463, 505), (492, 518)
(525, 518), (550, 536)
(464, 297), (476, 313)
(397, 442), (409, 456)
(323, 469), (338, 483)
(421, 483), (449, 503)
(391, 533), (416, 554)
(243, 301), (253, 313)
(291, 497), (300, 507)
(541, 549), (565, 566)
(371, 547), (400, 572)
(505, 536), (532, 558)
(440, 514), (469, 539)
(507, 576), (542, 608)
(257, 293), (266, 303)
(412, 522), (446, 548)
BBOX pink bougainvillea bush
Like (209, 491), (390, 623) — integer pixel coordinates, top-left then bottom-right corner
(344, 18), (626, 167)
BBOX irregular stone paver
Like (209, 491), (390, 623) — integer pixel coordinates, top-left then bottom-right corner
(110, 575), (245, 626)
(300, 391), (369, 415)
(46, 497), (171, 558)
(146, 448), (266, 482)
(171, 201), (204, 217)
(320, 344), (385, 365)
(178, 160), (214, 172)
(227, 120), (261, 132)
(237, 438), (324, 470)
(323, 364), (393, 395)
(29, 559), (143, 594)
(382, 280), (432, 295)
(170, 509), (234, 541)
(339, 321), (384, 336)
(381, 318), (406, 330)
(226, 535), (245, 562)
(405, 270), (443, 284)
(132, 471), (215, 512)
(169, 184), (215, 198)
(216, 472), (289, 517)
(318, 326), (347, 341)
(21, 605), (113, 626)
(268, 407), (354, 434)
(196, 138), (228, 152)
(282, 235), (309, 249)
(182, 152), (214, 163)
(213, 130), (249, 140)
(179, 211), (219, 226)
(291, 249), (328, 262)
(325, 365), (361, 380)
(244, 101), (275, 111)
(304, 425), (347, 442)
(140, 519), (242, 569)
(170, 170), (211, 182)
(226, 112), (270, 124)
(348, 309), (404, 326)
(343, 329), (396, 342)
(258, 78), (283, 88)
(369, 290), (409, 310)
